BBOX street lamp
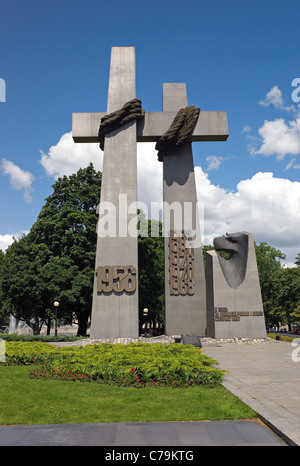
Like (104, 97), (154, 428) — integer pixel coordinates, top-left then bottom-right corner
(143, 308), (148, 337)
(54, 301), (59, 337)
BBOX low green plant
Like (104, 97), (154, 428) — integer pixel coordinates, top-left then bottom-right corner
(267, 333), (294, 343)
(0, 334), (83, 342)
(3, 342), (226, 388)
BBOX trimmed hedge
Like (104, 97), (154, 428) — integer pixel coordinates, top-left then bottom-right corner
(3, 341), (226, 388)
(0, 334), (83, 342)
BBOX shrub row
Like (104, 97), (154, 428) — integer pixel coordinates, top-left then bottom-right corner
(0, 334), (83, 342)
(3, 341), (226, 388)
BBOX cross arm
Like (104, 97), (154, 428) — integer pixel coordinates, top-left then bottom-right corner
(72, 110), (229, 143)
(137, 111), (228, 142)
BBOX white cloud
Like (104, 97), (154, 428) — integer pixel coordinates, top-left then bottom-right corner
(1, 158), (35, 202)
(39, 133), (163, 205)
(241, 126), (251, 134)
(206, 155), (237, 171)
(0, 231), (29, 252)
(0, 234), (15, 251)
(137, 142), (162, 206)
(255, 114), (300, 159)
(206, 155), (224, 171)
(38, 132), (300, 264)
(39, 132), (103, 179)
(246, 86), (300, 162)
(284, 158), (300, 170)
(259, 85), (295, 112)
(195, 168), (300, 263)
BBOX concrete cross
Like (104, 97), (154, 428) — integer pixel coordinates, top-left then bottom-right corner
(72, 46), (228, 339)
(72, 94), (228, 146)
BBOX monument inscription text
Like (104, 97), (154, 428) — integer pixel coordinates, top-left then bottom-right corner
(169, 231), (195, 296)
(96, 266), (136, 294)
(214, 306), (264, 322)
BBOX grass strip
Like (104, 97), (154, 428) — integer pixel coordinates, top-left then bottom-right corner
(0, 365), (257, 425)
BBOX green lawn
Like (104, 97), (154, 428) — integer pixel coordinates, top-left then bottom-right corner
(0, 365), (257, 425)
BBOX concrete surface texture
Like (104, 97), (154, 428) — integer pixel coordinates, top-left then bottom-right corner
(90, 47), (139, 339)
(163, 83), (206, 336)
(72, 46), (229, 340)
(0, 420), (286, 446)
(206, 232), (267, 339)
(203, 340), (300, 446)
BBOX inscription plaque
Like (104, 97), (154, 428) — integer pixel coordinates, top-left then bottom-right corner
(214, 307), (264, 322)
(169, 231), (195, 296)
(96, 266), (136, 293)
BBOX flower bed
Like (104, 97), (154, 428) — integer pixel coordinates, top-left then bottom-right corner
(4, 342), (225, 388)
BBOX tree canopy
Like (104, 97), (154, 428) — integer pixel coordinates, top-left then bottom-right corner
(1, 164), (101, 335)
(0, 165), (165, 335)
(0, 164), (299, 335)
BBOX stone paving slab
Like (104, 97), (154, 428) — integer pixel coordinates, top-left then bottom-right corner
(0, 420), (286, 446)
(202, 341), (300, 446)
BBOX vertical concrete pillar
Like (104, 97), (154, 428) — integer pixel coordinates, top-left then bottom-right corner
(90, 47), (139, 339)
(163, 84), (206, 336)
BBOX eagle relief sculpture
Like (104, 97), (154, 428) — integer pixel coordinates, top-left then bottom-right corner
(205, 232), (267, 339)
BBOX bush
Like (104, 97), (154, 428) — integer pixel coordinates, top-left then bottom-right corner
(3, 342), (226, 388)
(0, 334), (83, 342)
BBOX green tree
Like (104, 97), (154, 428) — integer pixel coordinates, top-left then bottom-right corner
(254, 242), (286, 330)
(271, 267), (300, 330)
(1, 164), (101, 336)
(138, 215), (164, 333)
(1, 236), (71, 334)
(29, 163), (102, 335)
(0, 249), (8, 330)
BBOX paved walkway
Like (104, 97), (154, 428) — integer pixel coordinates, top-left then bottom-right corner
(202, 340), (300, 446)
(0, 420), (285, 446)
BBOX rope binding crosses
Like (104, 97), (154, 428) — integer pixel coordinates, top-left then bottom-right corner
(98, 98), (145, 151)
(98, 99), (200, 161)
(155, 105), (200, 161)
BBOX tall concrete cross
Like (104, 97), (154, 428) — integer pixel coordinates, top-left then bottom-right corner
(72, 46), (228, 339)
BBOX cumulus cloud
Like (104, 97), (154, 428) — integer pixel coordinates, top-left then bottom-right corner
(0, 234), (15, 251)
(37, 132), (300, 264)
(1, 158), (35, 202)
(255, 114), (300, 159)
(259, 85), (295, 112)
(0, 231), (29, 252)
(39, 133), (162, 206)
(246, 86), (300, 163)
(195, 168), (300, 263)
(137, 142), (162, 206)
(248, 86), (300, 159)
(39, 132), (103, 179)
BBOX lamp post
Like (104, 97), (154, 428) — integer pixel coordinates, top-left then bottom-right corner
(143, 308), (148, 337)
(54, 301), (59, 337)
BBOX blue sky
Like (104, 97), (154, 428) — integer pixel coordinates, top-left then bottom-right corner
(1, 0), (300, 264)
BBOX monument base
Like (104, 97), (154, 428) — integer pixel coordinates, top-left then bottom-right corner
(206, 232), (267, 340)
